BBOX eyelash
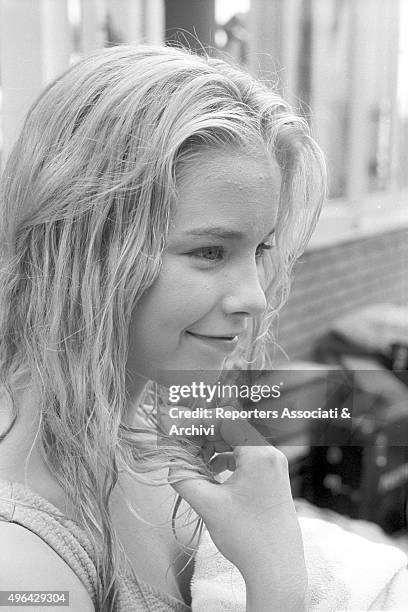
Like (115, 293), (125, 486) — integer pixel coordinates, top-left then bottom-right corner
(256, 242), (274, 259)
(189, 242), (274, 263)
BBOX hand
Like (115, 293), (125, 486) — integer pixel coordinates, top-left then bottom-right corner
(169, 418), (308, 610)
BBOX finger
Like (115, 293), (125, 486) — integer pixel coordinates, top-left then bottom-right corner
(209, 452), (236, 475)
(201, 439), (233, 463)
(218, 418), (275, 470)
(168, 466), (220, 517)
(211, 439), (233, 453)
(219, 418), (268, 449)
(201, 441), (215, 463)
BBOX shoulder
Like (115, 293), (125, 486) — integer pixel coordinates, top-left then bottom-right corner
(0, 522), (95, 611)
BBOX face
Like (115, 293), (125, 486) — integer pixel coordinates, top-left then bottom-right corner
(126, 148), (281, 394)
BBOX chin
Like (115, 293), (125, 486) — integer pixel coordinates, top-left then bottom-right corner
(153, 363), (224, 389)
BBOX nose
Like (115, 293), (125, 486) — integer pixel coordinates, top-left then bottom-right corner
(221, 264), (267, 318)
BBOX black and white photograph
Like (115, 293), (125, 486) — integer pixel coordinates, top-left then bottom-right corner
(0, 1), (407, 611)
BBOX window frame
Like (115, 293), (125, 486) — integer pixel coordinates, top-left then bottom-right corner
(247, 0), (408, 252)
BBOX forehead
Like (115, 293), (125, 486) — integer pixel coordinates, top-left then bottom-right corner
(172, 148), (281, 236)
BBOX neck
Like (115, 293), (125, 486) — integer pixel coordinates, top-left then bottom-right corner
(0, 375), (151, 497)
(0, 381), (78, 516)
(124, 372), (150, 426)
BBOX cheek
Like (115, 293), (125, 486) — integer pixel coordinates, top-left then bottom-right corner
(156, 259), (221, 318)
(163, 278), (219, 326)
(132, 254), (225, 340)
(131, 271), (204, 333)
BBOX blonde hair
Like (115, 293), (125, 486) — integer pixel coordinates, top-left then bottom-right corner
(0, 45), (326, 610)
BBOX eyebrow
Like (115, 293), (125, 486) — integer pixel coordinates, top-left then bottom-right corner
(184, 226), (276, 239)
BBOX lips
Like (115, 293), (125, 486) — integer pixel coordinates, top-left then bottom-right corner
(188, 332), (238, 341)
(185, 330), (241, 353)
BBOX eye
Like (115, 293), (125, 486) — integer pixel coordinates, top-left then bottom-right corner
(255, 242), (275, 259)
(189, 246), (225, 262)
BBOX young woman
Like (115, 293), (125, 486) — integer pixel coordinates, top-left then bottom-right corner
(0, 45), (326, 611)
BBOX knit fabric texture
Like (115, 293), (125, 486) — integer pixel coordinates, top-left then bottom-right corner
(0, 479), (190, 611)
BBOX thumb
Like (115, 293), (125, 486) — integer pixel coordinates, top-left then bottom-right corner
(218, 418), (269, 468)
(168, 465), (220, 517)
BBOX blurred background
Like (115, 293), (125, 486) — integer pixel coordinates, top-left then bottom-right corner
(0, 0), (407, 539)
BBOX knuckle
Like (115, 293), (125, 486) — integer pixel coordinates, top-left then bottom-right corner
(274, 449), (289, 470)
(258, 446), (288, 470)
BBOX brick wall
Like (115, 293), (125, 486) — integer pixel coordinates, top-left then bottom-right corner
(275, 228), (408, 361)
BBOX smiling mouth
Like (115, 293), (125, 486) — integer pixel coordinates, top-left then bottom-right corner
(186, 331), (238, 341)
(185, 331), (240, 353)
